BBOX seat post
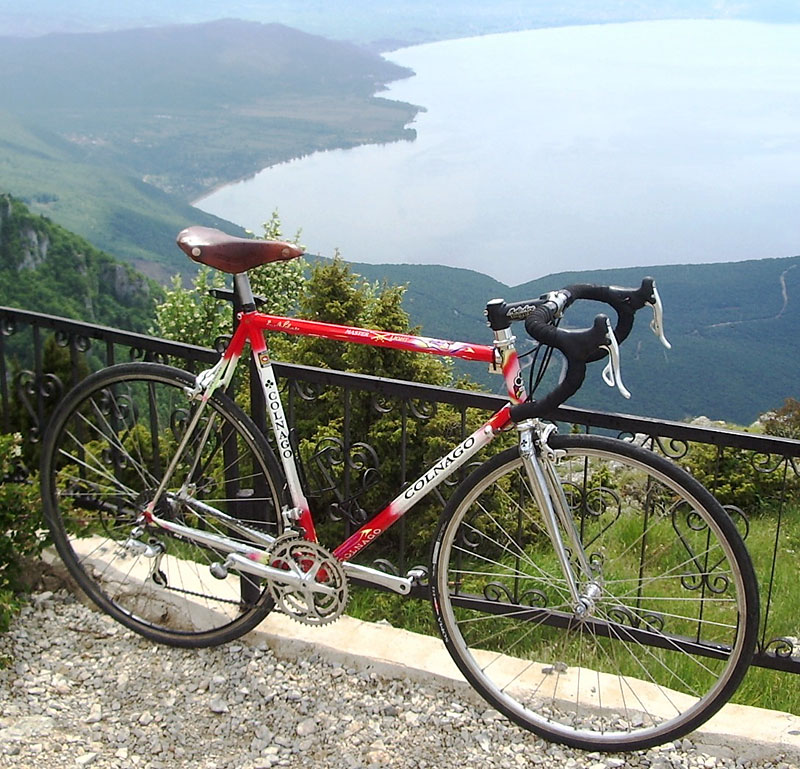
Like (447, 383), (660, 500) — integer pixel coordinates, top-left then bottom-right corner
(233, 272), (257, 313)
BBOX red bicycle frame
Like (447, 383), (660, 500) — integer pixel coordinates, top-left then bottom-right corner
(211, 307), (527, 563)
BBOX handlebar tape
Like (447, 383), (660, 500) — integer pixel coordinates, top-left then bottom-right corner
(501, 278), (657, 422)
(509, 310), (611, 421)
(561, 278), (655, 360)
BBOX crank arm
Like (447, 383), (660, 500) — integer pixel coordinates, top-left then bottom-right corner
(223, 552), (337, 596)
(343, 562), (414, 595)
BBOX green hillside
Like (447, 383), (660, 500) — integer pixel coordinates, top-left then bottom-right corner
(0, 194), (160, 331)
(1, 193), (796, 427)
(0, 20), (415, 199)
(347, 256), (800, 425)
(0, 21), (417, 281)
(0, 113), (249, 283)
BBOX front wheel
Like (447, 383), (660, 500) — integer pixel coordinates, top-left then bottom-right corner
(41, 362), (286, 648)
(430, 434), (758, 751)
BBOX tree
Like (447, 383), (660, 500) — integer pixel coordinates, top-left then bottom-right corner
(151, 266), (230, 348)
(248, 211), (306, 316)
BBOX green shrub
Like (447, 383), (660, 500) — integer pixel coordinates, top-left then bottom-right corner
(681, 440), (799, 514)
(0, 433), (47, 630)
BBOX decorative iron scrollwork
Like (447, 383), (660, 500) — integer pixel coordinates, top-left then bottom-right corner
(407, 399), (436, 421)
(588, 551), (605, 573)
(306, 436), (381, 526)
(372, 558), (399, 575)
(213, 335), (231, 354)
(672, 500), (731, 594)
(763, 637), (798, 659)
(561, 482), (622, 550)
(483, 581), (548, 608)
(457, 514), (483, 550)
(622, 432), (689, 459)
(722, 504), (750, 540)
(13, 370), (63, 442)
(169, 406), (192, 442)
(751, 452), (786, 475)
(292, 379), (322, 402)
(127, 347), (168, 364)
(653, 436), (690, 460)
(1, 316), (17, 336)
(607, 604), (665, 632)
(54, 329), (91, 352)
(371, 392), (394, 414)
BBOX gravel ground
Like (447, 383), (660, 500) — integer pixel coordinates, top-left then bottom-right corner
(0, 591), (798, 769)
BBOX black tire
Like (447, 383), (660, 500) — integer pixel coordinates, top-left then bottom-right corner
(41, 362), (285, 647)
(430, 434), (758, 751)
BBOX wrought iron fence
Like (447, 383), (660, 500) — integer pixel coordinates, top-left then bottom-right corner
(1, 304), (798, 675)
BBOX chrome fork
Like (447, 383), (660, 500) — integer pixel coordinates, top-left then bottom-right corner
(517, 419), (601, 616)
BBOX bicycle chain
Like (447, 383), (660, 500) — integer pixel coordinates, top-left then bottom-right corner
(139, 531), (348, 623)
(155, 580), (252, 608)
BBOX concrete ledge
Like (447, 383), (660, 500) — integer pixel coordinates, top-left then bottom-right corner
(250, 612), (800, 762)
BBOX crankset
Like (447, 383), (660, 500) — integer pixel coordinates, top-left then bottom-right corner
(267, 533), (349, 626)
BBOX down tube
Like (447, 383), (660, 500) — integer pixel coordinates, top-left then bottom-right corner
(334, 407), (511, 562)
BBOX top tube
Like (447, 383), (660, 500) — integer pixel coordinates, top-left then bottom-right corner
(246, 311), (496, 364)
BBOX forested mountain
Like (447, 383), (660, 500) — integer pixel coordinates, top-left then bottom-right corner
(0, 195), (160, 331)
(347, 256), (800, 425)
(0, 192), (795, 426)
(0, 20), (416, 280)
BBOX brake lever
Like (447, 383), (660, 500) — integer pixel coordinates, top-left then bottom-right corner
(600, 318), (631, 399)
(647, 282), (671, 349)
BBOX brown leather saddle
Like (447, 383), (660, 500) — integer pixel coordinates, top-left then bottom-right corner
(176, 227), (304, 274)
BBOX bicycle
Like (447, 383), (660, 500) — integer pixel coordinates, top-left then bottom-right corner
(40, 226), (759, 752)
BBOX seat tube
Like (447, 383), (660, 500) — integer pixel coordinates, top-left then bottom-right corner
(517, 420), (582, 607)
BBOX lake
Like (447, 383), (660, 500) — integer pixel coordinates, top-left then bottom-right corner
(196, 20), (800, 284)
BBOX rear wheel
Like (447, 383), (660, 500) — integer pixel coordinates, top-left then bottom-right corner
(41, 362), (285, 647)
(430, 435), (758, 751)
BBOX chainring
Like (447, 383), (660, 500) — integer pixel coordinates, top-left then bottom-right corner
(267, 534), (349, 625)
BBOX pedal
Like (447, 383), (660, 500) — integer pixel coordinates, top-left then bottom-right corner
(406, 566), (428, 585)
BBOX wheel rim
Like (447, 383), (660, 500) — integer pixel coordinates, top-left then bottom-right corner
(45, 368), (283, 643)
(434, 445), (753, 749)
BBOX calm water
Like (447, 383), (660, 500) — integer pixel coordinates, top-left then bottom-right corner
(196, 20), (800, 283)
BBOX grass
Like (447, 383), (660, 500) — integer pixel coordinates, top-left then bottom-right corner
(345, 498), (800, 718)
(726, 505), (800, 714)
